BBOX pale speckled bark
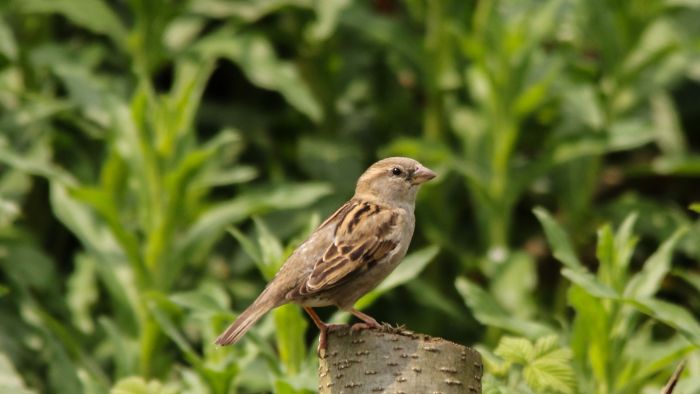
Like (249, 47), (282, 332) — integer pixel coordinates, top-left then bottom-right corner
(318, 325), (482, 394)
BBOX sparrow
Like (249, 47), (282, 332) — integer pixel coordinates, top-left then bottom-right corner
(215, 157), (436, 350)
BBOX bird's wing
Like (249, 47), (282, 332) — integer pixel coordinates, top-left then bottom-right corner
(297, 200), (402, 295)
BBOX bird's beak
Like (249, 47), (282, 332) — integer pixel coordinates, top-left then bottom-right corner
(412, 165), (437, 184)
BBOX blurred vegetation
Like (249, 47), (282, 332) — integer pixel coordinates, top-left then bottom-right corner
(0, 0), (699, 393)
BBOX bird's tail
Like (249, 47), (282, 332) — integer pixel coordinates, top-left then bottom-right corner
(215, 297), (276, 346)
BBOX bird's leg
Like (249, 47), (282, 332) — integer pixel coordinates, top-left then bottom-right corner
(303, 307), (335, 356)
(349, 308), (380, 331)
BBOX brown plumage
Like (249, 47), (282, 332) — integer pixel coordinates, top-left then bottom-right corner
(215, 157), (436, 348)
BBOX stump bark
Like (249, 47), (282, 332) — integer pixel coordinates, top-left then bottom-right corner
(318, 325), (482, 393)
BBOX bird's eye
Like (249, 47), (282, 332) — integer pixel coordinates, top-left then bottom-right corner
(391, 167), (403, 176)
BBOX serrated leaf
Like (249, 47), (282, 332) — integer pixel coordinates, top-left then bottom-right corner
(523, 334), (575, 394)
(533, 335), (560, 357)
(482, 375), (515, 394)
(524, 358), (576, 394)
(494, 336), (534, 364)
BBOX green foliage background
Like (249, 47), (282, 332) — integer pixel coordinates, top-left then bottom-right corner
(1, 0), (699, 393)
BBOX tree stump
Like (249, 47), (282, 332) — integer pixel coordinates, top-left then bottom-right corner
(318, 325), (482, 393)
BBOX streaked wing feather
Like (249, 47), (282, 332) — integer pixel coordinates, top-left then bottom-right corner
(300, 201), (400, 294)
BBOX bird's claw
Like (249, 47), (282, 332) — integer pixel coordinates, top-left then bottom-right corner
(350, 321), (380, 332)
(317, 323), (345, 358)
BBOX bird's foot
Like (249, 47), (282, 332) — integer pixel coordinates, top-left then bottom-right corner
(350, 321), (380, 332)
(318, 323), (345, 358)
(349, 308), (380, 327)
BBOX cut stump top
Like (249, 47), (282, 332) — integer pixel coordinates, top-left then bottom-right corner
(318, 325), (482, 394)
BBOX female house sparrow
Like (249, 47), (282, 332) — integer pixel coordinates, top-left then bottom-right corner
(215, 157), (436, 349)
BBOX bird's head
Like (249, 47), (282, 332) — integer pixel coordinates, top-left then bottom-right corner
(353, 157), (436, 207)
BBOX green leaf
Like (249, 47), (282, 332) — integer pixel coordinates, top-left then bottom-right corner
(169, 285), (229, 314)
(147, 295), (202, 367)
(406, 280), (465, 321)
(548, 119), (656, 164)
(455, 277), (554, 338)
(20, 0), (127, 45)
(110, 376), (179, 394)
(202, 166), (258, 187)
(533, 207), (583, 270)
(533, 335), (560, 357)
(227, 226), (263, 266)
(66, 254), (98, 333)
(482, 375), (515, 394)
(340, 3), (423, 68)
(624, 227), (687, 298)
(494, 336), (534, 364)
(493, 335), (576, 394)
(524, 357), (576, 394)
(561, 268), (618, 299)
(306, 0), (351, 42)
(189, 0), (311, 21)
(196, 27), (322, 122)
(690, 203), (700, 214)
(568, 286), (609, 384)
(651, 93), (687, 155)
(0, 352), (36, 394)
(595, 224), (616, 286)
(490, 252), (537, 317)
(375, 245), (439, 293)
(273, 304), (307, 375)
(627, 297), (700, 347)
(612, 213), (639, 277)
(0, 142), (73, 184)
(0, 17), (18, 61)
(524, 336), (575, 394)
(45, 342), (82, 394)
(69, 186), (144, 282)
(355, 246), (439, 309)
(49, 182), (123, 259)
(673, 269), (700, 293)
(253, 217), (285, 278)
(181, 182), (331, 261)
(99, 318), (139, 378)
